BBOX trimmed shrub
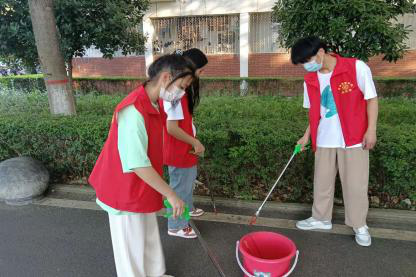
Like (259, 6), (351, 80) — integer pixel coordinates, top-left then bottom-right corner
(0, 92), (414, 207)
(0, 74), (45, 92)
(1, 75), (415, 97)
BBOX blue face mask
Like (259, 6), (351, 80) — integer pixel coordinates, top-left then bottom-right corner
(303, 57), (323, 72)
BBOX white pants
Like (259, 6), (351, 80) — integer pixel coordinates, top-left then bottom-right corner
(108, 213), (166, 277)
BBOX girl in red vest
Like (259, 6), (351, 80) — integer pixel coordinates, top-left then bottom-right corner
(160, 48), (208, 238)
(291, 37), (378, 247)
(89, 54), (195, 277)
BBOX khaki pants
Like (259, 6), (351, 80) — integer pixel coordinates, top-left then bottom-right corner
(312, 147), (369, 228)
(108, 213), (166, 277)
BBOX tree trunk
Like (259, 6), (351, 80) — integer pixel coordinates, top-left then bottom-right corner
(28, 0), (76, 116)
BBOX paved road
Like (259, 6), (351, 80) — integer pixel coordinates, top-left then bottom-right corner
(0, 202), (415, 277)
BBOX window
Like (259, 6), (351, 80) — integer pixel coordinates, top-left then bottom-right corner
(397, 14), (416, 50)
(152, 15), (240, 55)
(249, 12), (286, 53)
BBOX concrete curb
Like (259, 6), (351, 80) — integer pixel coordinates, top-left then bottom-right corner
(49, 184), (416, 225)
(34, 197), (416, 242)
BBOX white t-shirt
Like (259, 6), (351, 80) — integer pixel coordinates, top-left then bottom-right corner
(303, 60), (377, 148)
(163, 100), (196, 136)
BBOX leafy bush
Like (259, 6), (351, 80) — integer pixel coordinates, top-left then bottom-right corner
(1, 75), (415, 97)
(272, 0), (415, 62)
(0, 92), (414, 207)
(195, 96), (416, 206)
(0, 75), (45, 92)
(195, 96), (314, 201)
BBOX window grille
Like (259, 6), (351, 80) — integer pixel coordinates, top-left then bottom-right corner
(152, 15), (240, 54)
(249, 12), (286, 53)
(398, 14), (416, 50)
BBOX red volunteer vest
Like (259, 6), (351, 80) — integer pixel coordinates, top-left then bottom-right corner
(160, 95), (198, 168)
(305, 54), (368, 152)
(88, 86), (163, 213)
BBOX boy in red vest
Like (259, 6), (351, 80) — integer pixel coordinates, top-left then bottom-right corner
(89, 54), (195, 277)
(292, 37), (378, 247)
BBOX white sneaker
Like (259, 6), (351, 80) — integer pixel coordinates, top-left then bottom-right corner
(354, 225), (371, 247)
(161, 275), (174, 277)
(168, 226), (197, 239)
(189, 208), (204, 217)
(296, 217), (332, 230)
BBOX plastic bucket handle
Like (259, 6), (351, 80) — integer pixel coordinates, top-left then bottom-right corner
(236, 241), (299, 277)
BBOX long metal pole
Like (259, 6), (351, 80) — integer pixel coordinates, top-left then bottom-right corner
(189, 220), (227, 277)
(258, 151), (296, 214)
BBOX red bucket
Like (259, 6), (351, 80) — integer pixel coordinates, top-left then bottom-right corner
(236, 231), (299, 277)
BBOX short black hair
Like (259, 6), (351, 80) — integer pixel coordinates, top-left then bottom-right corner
(291, 36), (327, 65)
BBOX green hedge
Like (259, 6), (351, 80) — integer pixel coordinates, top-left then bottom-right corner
(0, 74), (45, 92)
(1, 75), (415, 97)
(194, 97), (416, 206)
(0, 92), (415, 207)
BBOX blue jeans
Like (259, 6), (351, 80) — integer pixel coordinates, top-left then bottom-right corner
(167, 165), (197, 230)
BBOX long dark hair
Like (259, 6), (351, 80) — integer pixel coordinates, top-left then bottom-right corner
(185, 78), (200, 115)
(144, 53), (195, 89)
(182, 48), (208, 115)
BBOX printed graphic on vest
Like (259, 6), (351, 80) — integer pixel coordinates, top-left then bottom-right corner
(321, 85), (337, 118)
(171, 99), (181, 107)
(338, 81), (354, 94)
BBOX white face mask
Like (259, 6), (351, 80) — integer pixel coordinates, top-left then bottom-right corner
(303, 58), (323, 72)
(303, 53), (324, 72)
(159, 84), (185, 102)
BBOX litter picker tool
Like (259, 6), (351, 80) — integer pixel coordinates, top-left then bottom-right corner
(164, 199), (226, 276)
(209, 186), (217, 214)
(195, 178), (217, 214)
(205, 170), (218, 214)
(249, 144), (304, 225)
(194, 154), (217, 214)
(189, 220), (227, 277)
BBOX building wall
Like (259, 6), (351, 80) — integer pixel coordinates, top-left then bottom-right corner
(367, 50), (416, 77)
(249, 53), (303, 77)
(72, 54), (240, 78)
(72, 50), (416, 78)
(204, 54), (240, 77)
(147, 0), (275, 17)
(75, 0), (416, 78)
(72, 56), (146, 78)
(248, 51), (416, 77)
